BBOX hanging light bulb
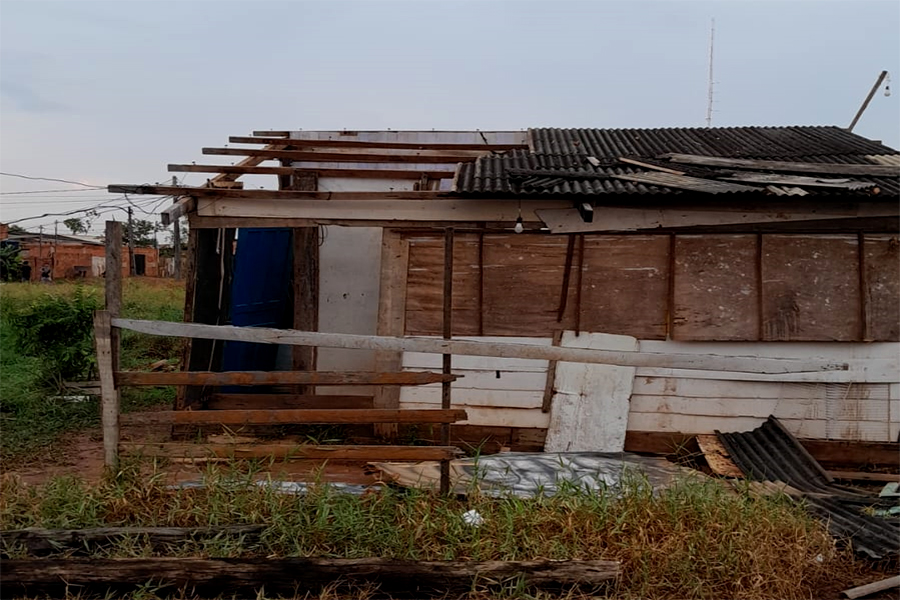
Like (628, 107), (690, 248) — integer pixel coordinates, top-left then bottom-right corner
(514, 216), (524, 234)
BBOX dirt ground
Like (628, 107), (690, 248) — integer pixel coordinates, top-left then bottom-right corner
(5, 407), (378, 487)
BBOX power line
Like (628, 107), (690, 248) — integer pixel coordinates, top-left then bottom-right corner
(0, 188), (105, 195)
(0, 172), (103, 188)
(4, 194), (174, 225)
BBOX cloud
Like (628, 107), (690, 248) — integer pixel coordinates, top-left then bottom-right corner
(0, 51), (67, 113)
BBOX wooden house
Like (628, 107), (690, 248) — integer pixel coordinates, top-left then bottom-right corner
(112, 126), (900, 457)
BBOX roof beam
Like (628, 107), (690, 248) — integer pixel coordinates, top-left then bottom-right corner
(109, 184), (448, 200)
(160, 197), (195, 227)
(663, 154), (900, 177)
(202, 146), (492, 164)
(168, 164), (455, 179)
(229, 136), (526, 151)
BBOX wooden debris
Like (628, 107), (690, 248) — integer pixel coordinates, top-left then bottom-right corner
(662, 153), (900, 177)
(115, 370), (456, 387)
(842, 575), (900, 599)
(1, 557), (620, 598)
(120, 408), (467, 425)
(121, 443), (463, 461)
(696, 434), (744, 478)
(1, 526), (263, 555)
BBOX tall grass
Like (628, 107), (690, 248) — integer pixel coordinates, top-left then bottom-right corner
(0, 461), (866, 600)
(0, 279), (185, 463)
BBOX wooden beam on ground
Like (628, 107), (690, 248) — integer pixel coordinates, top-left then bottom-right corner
(230, 136), (526, 151)
(115, 370), (456, 387)
(1, 557), (620, 598)
(373, 229), (410, 439)
(827, 470), (899, 483)
(121, 443), (463, 461)
(202, 146), (491, 163)
(121, 408), (467, 425)
(168, 164), (457, 179)
(842, 576), (900, 600)
(112, 318), (850, 374)
(1, 526), (264, 555)
(663, 153), (900, 177)
(206, 394), (373, 410)
(161, 197), (195, 227)
(94, 311), (118, 470)
(798, 439), (900, 469)
(110, 184), (448, 201)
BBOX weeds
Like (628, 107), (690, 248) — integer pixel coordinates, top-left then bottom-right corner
(0, 461), (867, 599)
(0, 279), (185, 463)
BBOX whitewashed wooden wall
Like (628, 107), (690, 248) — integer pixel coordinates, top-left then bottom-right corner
(399, 337), (900, 442)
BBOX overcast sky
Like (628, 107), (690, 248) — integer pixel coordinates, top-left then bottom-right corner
(1, 0), (898, 233)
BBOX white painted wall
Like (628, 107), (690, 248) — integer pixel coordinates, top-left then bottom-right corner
(399, 337), (900, 442)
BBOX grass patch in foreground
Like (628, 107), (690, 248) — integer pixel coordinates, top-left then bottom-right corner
(1, 462), (868, 600)
(0, 279), (185, 463)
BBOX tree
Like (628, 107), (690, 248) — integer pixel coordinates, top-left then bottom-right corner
(125, 218), (165, 247)
(63, 217), (89, 235)
(0, 243), (23, 281)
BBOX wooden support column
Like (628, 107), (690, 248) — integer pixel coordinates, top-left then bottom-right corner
(289, 171), (319, 392)
(175, 228), (198, 410)
(373, 229), (410, 439)
(94, 310), (118, 470)
(440, 227), (454, 495)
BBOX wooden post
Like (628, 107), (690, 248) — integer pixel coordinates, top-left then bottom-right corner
(440, 227), (454, 495)
(94, 310), (119, 470)
(105, 221), (123, 370)
(373, 230), (409, 439)
(287, 168), (319, 392)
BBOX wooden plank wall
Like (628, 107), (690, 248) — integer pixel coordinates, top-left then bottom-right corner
(404, 233), (900, 342)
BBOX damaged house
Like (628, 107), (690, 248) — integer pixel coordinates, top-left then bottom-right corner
(109, 125), (899, 462)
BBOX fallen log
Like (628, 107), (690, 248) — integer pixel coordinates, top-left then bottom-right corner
(842, 575), (900, 599)
(1, 525), (263, 555)
(1, 557), (620, 597)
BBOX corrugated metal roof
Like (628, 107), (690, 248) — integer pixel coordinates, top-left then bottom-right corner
(528, 126), (897, 159)
(716, 417), (899, 559)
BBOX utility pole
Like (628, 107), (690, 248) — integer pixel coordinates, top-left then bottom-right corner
(848, 70), (890, 132)
(38, 225), (44, 280)
(127, 207), (135, 276)
(173, 218), (182, 280)
(53, 221), (58, 277)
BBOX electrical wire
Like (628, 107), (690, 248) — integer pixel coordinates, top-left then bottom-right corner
(0, 172), (102, 188)
(0, 188), (105, 195)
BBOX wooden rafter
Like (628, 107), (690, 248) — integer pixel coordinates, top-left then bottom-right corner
(168, 164), (456, 179)
(110, 184), (449, 200)
(229, 135), (526, 151)
(202, 146), (493, 164)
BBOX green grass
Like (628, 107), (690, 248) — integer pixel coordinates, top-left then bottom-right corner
(0, 279), (185, 464)
(0, 462), (867, 600)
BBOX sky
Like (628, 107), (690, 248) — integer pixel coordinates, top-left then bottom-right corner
(1, 0), (898, 234)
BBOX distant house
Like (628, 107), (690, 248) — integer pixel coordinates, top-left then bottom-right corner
(114, 125), (900, 449)
(1, 228), (160, 281)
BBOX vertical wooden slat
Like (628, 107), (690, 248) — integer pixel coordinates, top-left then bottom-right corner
(104, 222), (123, 371)
(94, 310), (118, 470)
(541, 330), (563, 413)
(373, 230), (410, 439)
(756, 233), (764, 341)
(574, 234), (585, 336)
(666, 234), (676, 339)
(477, 231), (485, 336)
(440, 227), (454, 496)
(858, 232), (868, 341)
(556, 234), (576, 323)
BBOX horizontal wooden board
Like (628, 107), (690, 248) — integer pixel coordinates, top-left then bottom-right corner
(115, 371), (454, 387)
(400, 387), (544, 409)
(122, 409), (467, 425)
(632, 377), (892, 399)
(864, 235), (900, 341)
(399, 402), (551, 429)
(121, 443), (462, 461)
(580, 236), (670, 339)
(629, 395), (891, 421)
(407, 370), (547, 391)
(761, 235), (861, 341)
(206, 394), (373, 410)
(672, 235), (759, 341)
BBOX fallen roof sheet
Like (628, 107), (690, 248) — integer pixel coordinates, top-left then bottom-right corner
(716, 416), (899, 559)
(369, 451), (701, 498)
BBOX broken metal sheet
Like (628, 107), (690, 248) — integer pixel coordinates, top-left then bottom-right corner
(369, 452), (701, 498)
(725, 173), (876, 189)
(717, 416), (899, 559)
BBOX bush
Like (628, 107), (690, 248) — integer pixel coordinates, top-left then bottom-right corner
(7, 286), (100, 385)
